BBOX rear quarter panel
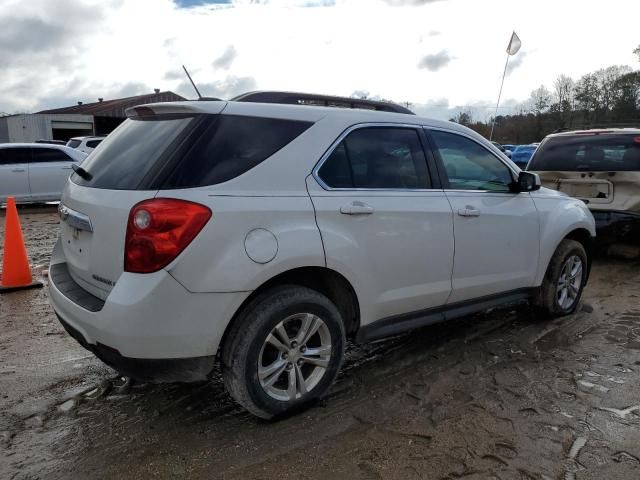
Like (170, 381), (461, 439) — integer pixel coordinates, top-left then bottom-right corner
(164, 190), (325, 293)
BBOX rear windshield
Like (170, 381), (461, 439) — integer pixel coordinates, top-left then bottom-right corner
(71, 114), (313, 190)
(72, 117), (193, 189)
(67, 139), (81, 148)
(529, 134), (640, 171)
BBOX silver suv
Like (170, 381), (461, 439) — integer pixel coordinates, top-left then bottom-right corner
(49, 94), (596, 418)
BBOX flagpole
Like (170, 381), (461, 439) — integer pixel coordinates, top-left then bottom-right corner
(490, 52), (510, 141)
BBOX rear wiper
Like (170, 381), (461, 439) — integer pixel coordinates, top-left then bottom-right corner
(71, 164), (93, 181)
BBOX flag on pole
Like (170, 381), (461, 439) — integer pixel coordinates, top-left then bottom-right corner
(506, 31), (521, 56)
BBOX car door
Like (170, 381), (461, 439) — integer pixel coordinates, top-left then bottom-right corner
(0, 147), (31, 202)
(426, 129), (540, 304)
(28, 147), (76, 201)
(308, 125), (455, 327)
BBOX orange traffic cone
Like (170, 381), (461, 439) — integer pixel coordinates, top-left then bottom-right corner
(0, 196), (43, 293)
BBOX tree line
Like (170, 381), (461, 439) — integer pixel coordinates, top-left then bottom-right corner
(452, 45), (640, 144)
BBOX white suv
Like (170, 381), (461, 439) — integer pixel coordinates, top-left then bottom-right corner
(0, 143), (87, 203)
(49, 97), (596, 418)
(66, 136), (105, 154)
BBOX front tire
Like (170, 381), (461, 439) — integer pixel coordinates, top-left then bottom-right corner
(221, 286), (346, 419)
(537, 239), (588, 317)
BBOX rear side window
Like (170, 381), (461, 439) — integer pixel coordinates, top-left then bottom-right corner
(318, 127), (430, 189)
(67, 139), (81, 148)
(32, 148), (72, 162)
(0, 148), (30, 165)
(86, 139), (102, 148)
(529, 134), (640, 171)
(163, 115), (312, 189)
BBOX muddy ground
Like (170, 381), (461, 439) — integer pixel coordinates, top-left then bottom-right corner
(1, 206), (639, 480)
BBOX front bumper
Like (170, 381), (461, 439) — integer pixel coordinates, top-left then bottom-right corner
(592, 210), (640, 244)
(48, 241), (250, 382)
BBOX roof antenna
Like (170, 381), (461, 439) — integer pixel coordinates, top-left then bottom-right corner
(182, 65), (202, 100)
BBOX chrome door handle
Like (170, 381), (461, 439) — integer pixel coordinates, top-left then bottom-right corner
(11, 168), (25, 172)
(457, 208), (480, 217)
(340, 202), (374, 215)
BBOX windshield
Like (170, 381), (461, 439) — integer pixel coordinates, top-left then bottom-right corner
(529, 134), (640, 171)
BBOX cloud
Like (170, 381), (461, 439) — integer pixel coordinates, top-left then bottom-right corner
(506, 51), (527, 76)
(0, 18), (66, 67)
(412, 98), (453, 119)
(164, 69), (186, 81)
(111, 82), (154, 98)
(174, 0), (232, 7)
(176, 75), (257, 99)
(0, 0), (115, 70)
(383, 0), (444, 5)
(236, 0), (336, 5)
(212, 45), (237, 70)
(418, 50), (452, 71)
(0, 0), (123, 112)
(178, 0), (335, 6)
(351, 90), (371, 99)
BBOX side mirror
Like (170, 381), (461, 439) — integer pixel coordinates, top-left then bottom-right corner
(513, 171), (541, 192)
(505, 149), (512, 159)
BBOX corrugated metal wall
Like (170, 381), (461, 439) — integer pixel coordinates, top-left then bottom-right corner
(0, 114), (94, 142)
(0, 117), (9, 143)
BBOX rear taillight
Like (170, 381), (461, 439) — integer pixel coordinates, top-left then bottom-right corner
(125, 198), (211, 273)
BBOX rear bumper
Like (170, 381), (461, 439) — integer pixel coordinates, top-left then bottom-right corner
(48, 240), (250, 381)
(592, 210), (640, 244)
(56, 314), (215, 382)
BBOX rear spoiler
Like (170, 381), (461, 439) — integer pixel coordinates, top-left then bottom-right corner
(125, 102), (227, 119)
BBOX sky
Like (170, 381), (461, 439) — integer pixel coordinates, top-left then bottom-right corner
(0, 0), (638, 120)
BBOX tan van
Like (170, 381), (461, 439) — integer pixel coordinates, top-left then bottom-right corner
(528, 128), (640, 244)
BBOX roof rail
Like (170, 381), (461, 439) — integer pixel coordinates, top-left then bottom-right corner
(569, 122), (640, 130)
(230, 91), (415, 115)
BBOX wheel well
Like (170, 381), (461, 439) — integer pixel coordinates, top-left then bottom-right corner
(564, 228), (594, 275)
(218, 267), (360, 356)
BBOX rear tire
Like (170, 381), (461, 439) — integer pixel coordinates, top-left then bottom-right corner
(536, 239), (588, 317)
(221, 285), (346, 419)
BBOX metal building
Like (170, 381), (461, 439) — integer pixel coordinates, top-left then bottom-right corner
(0, 90), (185, 143)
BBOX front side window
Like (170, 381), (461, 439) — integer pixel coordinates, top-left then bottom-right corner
(430, 130), (514, 192)
(0, 148), (30, 165)
(86, 140), (102, 148)
(31, 148), (72, 163)
(318, 127), (430, 189)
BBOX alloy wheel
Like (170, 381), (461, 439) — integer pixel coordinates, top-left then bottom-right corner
(556, 255), (583, 310)
(258, 313), (332, 402)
